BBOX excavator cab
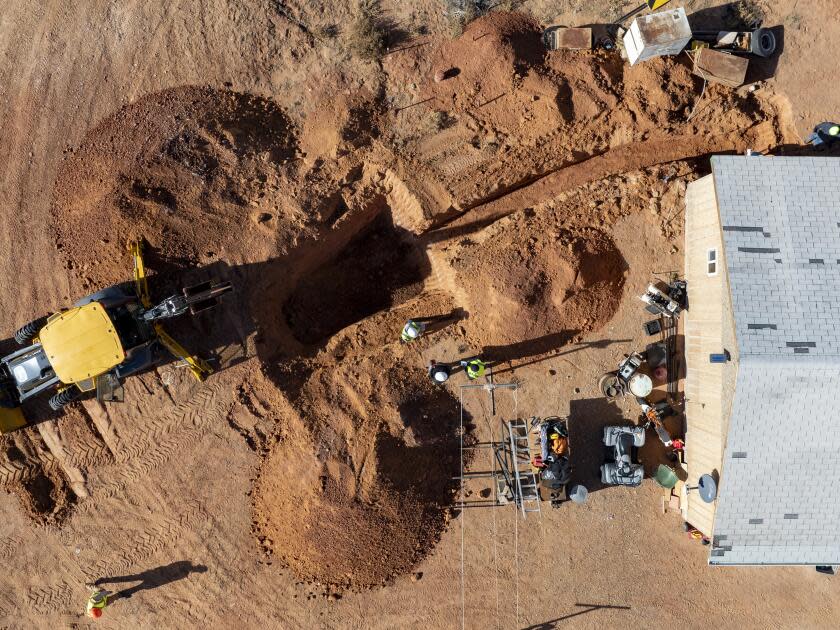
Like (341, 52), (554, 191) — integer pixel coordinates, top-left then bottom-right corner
(0, 241), (232, 430)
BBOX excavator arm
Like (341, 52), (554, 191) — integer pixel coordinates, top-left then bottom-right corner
(128, 240), (220, 382)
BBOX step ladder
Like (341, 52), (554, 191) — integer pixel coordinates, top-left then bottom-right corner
(506, 419), (541, 518)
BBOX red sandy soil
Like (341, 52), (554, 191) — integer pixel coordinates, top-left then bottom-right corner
(1, 3), (839, 628)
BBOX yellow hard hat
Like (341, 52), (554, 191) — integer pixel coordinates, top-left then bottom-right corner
(550, 433), (560, 440)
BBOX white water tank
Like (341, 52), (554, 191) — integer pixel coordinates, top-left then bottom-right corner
(623, 7), (692, 66)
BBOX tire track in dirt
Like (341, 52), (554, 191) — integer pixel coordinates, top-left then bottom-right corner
(27, 582), (73, 615)
(95, 383), (229, 499)
(63, 424), (114, 471)
(85, 500), (208, 579)
(382, 169), (431, 234)
(81, 400), (121, 460)
(37, 422), (89, 499)
(0, 537), (21, 559)
(0, 458), (47, 486)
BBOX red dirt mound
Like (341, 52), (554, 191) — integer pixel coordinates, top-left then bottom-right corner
(48, 86), (468, 589)
(51, 86), (303, 291)
(453, 223), (626, 347)
(252, 362), (468, 589)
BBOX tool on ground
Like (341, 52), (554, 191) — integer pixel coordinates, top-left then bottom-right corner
(639, 398), (675, 446)
(601, 425), (645, 487)
(599, 351), (644, 398)
(639, 278), (687, 318)
(0, 241), (232, 431)
(683, 521), (711, 545)
(690, 27), (776, 58)
(599, 341), (668, 400)
(691, 47), (750, 88)
(542, 26), (592, 51)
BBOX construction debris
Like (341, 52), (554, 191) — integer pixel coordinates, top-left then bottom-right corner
(623, 8), (692, 66)
(693, 48), (750, 88)
(543, 26), (592, 50)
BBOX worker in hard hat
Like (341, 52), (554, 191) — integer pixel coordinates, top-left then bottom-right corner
(400, 309), (467, 344)
(85, 588), (112, 619)
(459, 358), (487, 380)
(401, 319), (428, 343)
(428, 360), (451, 383)
(807, 122), (840, 147)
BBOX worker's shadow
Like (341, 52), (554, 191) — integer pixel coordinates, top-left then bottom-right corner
(95, 560), (207, 601)
(484, 334), (633, 376)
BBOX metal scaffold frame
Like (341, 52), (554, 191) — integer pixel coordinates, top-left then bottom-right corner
(456, 373), (539, 630)
(456, 379), (540, 519)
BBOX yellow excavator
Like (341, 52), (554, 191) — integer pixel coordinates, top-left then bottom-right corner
(0, 241), (232, 432)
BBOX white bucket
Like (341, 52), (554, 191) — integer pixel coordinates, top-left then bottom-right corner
(628, 373), (653, 397)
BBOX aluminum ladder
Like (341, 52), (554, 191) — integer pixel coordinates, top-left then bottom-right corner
(506, 419), (541, 518)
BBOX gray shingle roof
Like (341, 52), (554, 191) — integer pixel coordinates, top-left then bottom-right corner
(709, 155), (840, 565)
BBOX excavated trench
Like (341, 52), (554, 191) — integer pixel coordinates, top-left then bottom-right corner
(282, 202), (429, 346)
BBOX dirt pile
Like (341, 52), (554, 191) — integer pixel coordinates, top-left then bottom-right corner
(31, 10), (799, 595)
(453, 224), (625, 347)
(46, 85), (467, 589)
(51, 86), (304, 291)
(384, 11), (793, 218)
(251, 361), (467, 589)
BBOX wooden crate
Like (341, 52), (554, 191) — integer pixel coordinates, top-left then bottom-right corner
(693, 48), (749, 88)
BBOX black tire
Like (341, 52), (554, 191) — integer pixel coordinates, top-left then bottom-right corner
(49, 388), (81, 411)
(14, 316), (49, 345)
(750, 28), (776, 58)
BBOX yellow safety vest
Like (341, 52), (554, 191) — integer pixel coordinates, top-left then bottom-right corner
(401, 321), (422, 342)
(86, 591), (109, 613)
(466, 360), (486, 379)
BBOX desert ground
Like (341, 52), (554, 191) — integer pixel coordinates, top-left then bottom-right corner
(0, 0), (839, 628)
